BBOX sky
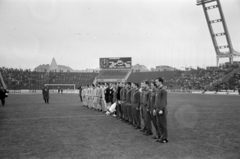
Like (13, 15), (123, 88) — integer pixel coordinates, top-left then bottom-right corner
(0, 0), (240, 70)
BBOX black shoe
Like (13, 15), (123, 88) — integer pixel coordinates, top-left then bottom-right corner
(140, 129), (146, 132)
(156, 139), (168, 143)
(135, 126), (141, 129)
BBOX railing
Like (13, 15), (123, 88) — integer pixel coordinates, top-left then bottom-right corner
(197, 0), (216, 5)
(0, 71), (7, 89)
(123, 70), (132, 82)
(205, 66), (240, 90)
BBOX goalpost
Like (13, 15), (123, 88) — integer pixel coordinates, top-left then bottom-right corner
(44, 84), (76, 90)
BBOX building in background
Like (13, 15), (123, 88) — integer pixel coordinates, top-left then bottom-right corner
(131, 64), (149, 72)
(155, 65), (176, 71)
(34, 58), (73, 72)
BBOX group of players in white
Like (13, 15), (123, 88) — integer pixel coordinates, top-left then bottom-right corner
(80, 77), (168, 143)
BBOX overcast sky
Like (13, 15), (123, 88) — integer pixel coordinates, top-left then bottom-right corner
(0, 0), (240, 70)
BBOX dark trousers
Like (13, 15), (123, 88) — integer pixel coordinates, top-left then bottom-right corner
(140, 104), (144, 119)
(150, 110), (158, 134)
(128, 104), (133, 123)
(80, 96), (83, 102)
(126, 104), (131, 122)
(133, 105), (141, 128)
(142, 107), (147, 130)
(122, 101), (127, 120)
(156, 109), (168, 139)
(0, 98), (5, 106)
(131, 105), (135, 125)
(145, 109), (152, 133)
(44, 99), (49, 103)
(117, 103), (122, 118)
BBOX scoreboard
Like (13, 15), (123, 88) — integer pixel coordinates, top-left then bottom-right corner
(99, 57), (132, 69)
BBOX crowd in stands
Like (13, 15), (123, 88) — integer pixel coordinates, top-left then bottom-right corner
(165, 64), (240, 91)
(1, 64), (240, 91)
(0, 67), (98, 90)
(98, 70), (129, 79)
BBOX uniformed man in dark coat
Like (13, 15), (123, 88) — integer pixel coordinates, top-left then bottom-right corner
(126, 82), (132, 124)
(149, 81), (159, 139)
(142, 81), (152, 136)
(42, 86), (50, 104)
(131, 82), (141, 129)
(154, 77), (168, 143)
(139, 82), (146, 132)
(120, 83), (126, 121)
(0, 86), (7, 106)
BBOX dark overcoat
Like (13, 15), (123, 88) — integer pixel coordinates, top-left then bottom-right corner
(42, 88), (50, 100)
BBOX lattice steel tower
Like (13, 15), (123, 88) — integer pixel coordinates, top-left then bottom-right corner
(197, 0), (240, 66)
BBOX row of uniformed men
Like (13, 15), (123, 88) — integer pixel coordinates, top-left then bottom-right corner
(81, 77), (168, 143)
(81, 83), (115, 112)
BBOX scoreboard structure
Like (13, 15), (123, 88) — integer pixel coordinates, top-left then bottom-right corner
(99, 57), (132, 69)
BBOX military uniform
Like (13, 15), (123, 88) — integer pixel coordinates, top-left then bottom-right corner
(131, 88), (141, 128)
(126, 88), (132, 123)
(149, 88), (159, 136)
(120, 87), (125, 120)
(139, 89), (145, 131)
(154, 86), (168, 141)
(143, 88), (152, 134)
(121, 88), (127, 121)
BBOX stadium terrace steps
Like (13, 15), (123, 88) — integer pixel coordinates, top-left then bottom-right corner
(97, 70), (129, 80)
(205, 65), (240, 91)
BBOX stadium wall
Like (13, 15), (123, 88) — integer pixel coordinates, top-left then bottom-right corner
(7, 89), (239, 95)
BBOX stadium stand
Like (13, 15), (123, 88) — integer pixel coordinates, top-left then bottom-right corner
(0, 67), (98, 90)
(1, 64), (239, 91)
(97, 69), (129, 80)
(228, 72), (240, 90)
(126, 64), (240, 91)
(166, 65), (240, 91)
(127, 71), (182, 87)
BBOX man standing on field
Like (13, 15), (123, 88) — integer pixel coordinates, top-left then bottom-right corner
(42, 86), (50, 104)
(154, 77), (168, 143)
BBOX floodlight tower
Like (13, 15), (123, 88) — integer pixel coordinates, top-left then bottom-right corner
(197, 0), (240, 66)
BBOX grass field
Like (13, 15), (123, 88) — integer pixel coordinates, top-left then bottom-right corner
(0, 93), (240, 159)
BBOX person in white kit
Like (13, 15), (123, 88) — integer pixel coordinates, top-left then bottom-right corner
(96, 85), (102, 111)
(92, 84), (98, 110)
(81, 86), (87, 106)
(101, 84), (107, 112)
(88, 85), (92, 109)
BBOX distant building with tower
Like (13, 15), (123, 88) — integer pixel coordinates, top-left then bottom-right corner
(34, 58), (73, 72)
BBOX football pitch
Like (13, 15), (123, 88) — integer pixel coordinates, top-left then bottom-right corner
(0, 93), (239, 159)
